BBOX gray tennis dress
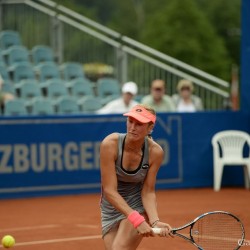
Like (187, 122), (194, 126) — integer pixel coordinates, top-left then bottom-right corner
(100, 133), (150, 237)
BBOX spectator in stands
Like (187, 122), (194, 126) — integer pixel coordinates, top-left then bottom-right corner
(97, 81), (139, 114)
(100, 104), (172, 249)
(0, 74), (15, 113)
(141, 79), (175, 112)
(172, 79), (203, 112)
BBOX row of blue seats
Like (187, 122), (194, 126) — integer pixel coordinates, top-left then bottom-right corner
(0, 58), (86, 84)
(2, 77), (121, 106)
(0, 30), (60, 68)
(0, 30), (123, 115)
(2, 95), (103, 116)
(0, 30), (75, 79)
(0, 30), (86, 84)
(0, 44), (57, 67)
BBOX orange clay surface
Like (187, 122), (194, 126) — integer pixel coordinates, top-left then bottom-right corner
(0, 188), (249, 250)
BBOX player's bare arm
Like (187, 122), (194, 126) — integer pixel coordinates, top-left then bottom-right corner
(141, 141), (164, 224)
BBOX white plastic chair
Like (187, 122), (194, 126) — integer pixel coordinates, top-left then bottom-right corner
(212, 130), (250, 191)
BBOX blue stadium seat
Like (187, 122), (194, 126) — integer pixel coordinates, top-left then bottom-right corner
(4, 45), (30, 66)
(39, 78), (66, 96)
(18, 80), (42, 111)
(57, 96), (80, 114)
(71, 78), (94, 98)
(14, 78), (39, 93)
(3, 99), (27, 116)
(31, 45), (55, 65)
(60, 62), (85, 81)
(0, 65), (10, 81)
(80, 96), (103, 113)
(30, 97), (54, 115)
(11, 63), (36, 83)
(0, 30), (22, 49)
(96, 77), (120, 105)
(47, 80), (68, 106)
(19, 81), (42, 103)
(36, 62), (60, 82)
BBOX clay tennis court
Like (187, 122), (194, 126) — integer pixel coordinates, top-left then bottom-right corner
(0, 188), (249, 250)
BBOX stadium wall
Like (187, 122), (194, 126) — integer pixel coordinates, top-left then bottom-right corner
(241, 0), (250, 112)
(0, 111), (249, 199)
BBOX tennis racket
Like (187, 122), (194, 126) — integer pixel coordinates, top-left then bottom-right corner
(152, 211), (245, 250)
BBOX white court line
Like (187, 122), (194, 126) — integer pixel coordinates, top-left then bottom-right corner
(76, 224), (99, 229)
(0, 224), (61, 232)
(0, 235), (102, 248)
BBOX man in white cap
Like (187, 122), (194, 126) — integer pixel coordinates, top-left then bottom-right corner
(97, 81), (139, 114)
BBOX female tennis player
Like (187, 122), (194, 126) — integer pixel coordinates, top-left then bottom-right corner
(100, 104), (172, 250)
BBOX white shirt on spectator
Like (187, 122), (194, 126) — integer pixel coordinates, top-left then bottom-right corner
(97, 98), (138, 114)
(177, 100), (196, 112)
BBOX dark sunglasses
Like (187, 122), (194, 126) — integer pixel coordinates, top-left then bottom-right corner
(181, 87), (191, 91)
(153, 88), (163, 91)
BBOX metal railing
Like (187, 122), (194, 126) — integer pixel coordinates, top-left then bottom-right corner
(0, 0), (230, 110)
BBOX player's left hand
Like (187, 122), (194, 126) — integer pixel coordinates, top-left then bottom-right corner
(153, 221), (174, 237)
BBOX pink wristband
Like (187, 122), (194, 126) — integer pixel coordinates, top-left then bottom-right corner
(128, 211), (145, 228)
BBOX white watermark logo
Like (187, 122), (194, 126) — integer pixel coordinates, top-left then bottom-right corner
(238, 239), (250, 246)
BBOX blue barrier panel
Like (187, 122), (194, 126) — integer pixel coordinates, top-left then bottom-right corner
(241, 0), (250, 112)
(0, 111), (249, 199)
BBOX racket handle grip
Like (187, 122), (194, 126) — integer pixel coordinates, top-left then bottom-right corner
(152, 228), (161, 234)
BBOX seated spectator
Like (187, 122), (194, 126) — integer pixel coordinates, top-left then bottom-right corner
(0, 74), (15, 113)
(141, 79), (175, 112)
(97, 81), (138, 114)
(172, 79), (203, 112)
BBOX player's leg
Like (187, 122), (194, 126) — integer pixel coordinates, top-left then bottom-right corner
(111, 219), (143, 250)
(103, 229), (117, 250)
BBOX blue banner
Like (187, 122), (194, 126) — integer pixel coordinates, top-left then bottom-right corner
(0, 111), (249, 199)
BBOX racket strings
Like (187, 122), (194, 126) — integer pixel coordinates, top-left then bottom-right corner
(192, 213), (244, 250)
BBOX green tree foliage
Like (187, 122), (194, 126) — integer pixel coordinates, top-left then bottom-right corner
(52, 0), (240, 80)
(53, 0), (97, 20)
(107, 1), (140, 37)
(141, 0), (231, 80)
(197, 0), (241, 66)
